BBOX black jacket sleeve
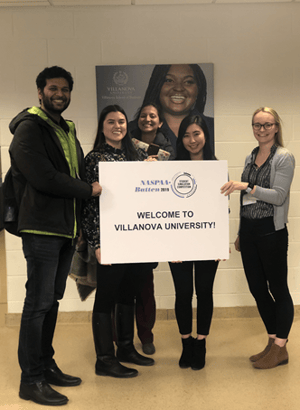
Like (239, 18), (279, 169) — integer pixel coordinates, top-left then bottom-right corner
(10, 120), (92, 200)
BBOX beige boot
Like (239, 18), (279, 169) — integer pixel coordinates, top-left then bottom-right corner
(253, 343), (288, 369)
(249, 337), (275, 362)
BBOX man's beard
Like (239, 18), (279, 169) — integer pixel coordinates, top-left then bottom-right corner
(41, 93), (70, 115)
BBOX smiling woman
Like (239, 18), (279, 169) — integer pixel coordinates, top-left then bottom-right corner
(102, 111), (127, 149)
(182, 123), (206, 161)
(159, 65), (198, 117)
(168, 113), (219, 372)
(137, 105), (163, 139)
(129, 102), (175, 160)
(80, 105), (155, 379)
(220, 107), (295, 370)
(140, 64), (214, 155)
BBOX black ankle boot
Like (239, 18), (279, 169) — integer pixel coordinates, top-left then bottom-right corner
(116, 304), (154, 367)
(179, 336), (194, 368)
(191, 338), (206, 370)
(92, 312), (138, 378)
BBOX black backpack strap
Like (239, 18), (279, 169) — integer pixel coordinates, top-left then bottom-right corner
(2, 168), (20, 237)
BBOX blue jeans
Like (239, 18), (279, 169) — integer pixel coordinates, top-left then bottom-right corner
(18, 234), (75, 384)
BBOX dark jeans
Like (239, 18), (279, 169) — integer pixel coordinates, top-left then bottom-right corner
(19, 234), (75, 384)
(169, 260), (219, 336)
(240, 221), (293, 339)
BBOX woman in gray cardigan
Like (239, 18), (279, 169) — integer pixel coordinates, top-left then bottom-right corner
(221, 107), (295, 369)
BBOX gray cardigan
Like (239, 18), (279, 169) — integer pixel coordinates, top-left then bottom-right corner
(242, 146), (295, 231)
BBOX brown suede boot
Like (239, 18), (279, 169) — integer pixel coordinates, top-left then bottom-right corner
(253, 343), (288, 369)
(249, 337), (275, 362)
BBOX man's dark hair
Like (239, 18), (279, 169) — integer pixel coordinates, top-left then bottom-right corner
(36, 66), (74, 92)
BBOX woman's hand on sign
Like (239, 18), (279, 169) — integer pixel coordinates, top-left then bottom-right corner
(220, 181), (248, 196)
(95, 247), (111, 265)
(234, 236), (241, 252)
(215, 248), (231, 262)
(91, 181), (102, 197)
(144, 156), (157, 162)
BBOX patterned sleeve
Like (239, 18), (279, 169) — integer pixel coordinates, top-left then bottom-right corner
(81, 151), (101, 249)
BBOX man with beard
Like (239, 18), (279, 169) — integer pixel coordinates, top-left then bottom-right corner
(9, 66), (102, 406)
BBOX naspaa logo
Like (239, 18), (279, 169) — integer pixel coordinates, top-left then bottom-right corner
(136, 172), (197, 199)
(171, 172), (197, 198)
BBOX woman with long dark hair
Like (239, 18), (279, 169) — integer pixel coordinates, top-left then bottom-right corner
(82, 105), (154, 379)
(141, 64), (214, 154)
(169, 114), (219, 371)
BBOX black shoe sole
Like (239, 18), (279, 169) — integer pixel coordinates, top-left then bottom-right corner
(179, 364), (191, 369)
(95, 369), (138, 378)
(45, 379), (82, 387)
(117, 358), (155, 367)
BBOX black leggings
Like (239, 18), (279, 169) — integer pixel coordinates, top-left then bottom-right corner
(240, 223), (293, 339)
(169, 260), (218, 336)
(93, 263), (150, 314)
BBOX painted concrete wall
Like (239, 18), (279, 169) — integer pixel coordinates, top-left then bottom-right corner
(0, 1), (300, 313)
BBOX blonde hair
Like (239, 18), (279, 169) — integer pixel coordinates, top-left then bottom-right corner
(252, 107), (284, 147)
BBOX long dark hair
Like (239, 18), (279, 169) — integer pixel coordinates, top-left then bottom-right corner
(142, 64), (207, 114)
(93, 105), (139, 161)
(176, 115), (216, 161)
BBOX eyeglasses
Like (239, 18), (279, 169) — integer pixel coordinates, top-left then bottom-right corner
(252, 123), (276, 131)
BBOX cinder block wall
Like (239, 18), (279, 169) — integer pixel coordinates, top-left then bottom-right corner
(0, 1), (300, 319)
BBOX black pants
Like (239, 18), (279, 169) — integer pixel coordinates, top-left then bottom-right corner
(240, 219), (293, 339)
(169, 260), (219, 336)
(93, 263), (149, 314)
(135, 270), (156, 344)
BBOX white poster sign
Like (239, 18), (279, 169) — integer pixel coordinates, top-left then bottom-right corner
(99, 161), (229, 264)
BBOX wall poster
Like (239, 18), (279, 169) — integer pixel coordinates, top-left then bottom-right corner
(95, 63), (214, 152)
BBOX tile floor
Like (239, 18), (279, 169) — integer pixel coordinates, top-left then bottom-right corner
(1, 316), (300, 410)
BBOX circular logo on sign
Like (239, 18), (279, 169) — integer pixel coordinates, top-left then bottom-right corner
(113, 71), (128, 86)
(171, 172), (197, 198)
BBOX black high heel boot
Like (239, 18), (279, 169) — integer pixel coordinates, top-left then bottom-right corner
(116, 304), (154, 366)
(191, 338), (206, 370)
(179, 336), (194, 368)
(92, 312), (138, 378)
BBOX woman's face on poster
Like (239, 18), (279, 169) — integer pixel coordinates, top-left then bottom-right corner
(159, 65), (198, 117)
